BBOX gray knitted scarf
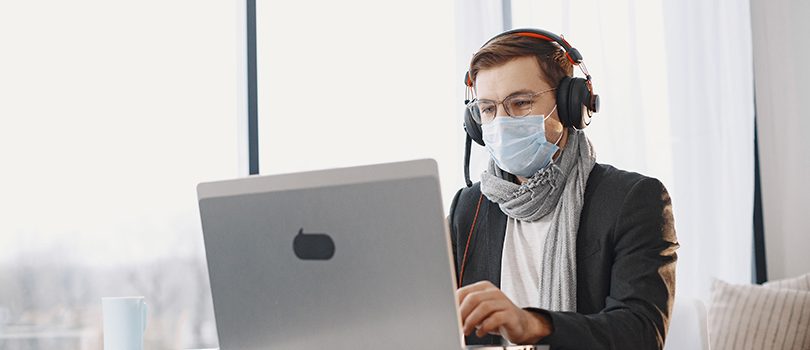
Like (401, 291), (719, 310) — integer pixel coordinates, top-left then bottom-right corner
(480, 128), (595, 312)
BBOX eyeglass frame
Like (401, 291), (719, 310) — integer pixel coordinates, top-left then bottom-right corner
(466, 87), (557, 124)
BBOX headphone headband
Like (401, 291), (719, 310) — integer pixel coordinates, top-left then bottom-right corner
(465, 28), (584, 87)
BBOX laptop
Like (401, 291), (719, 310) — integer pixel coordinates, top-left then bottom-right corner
(197, 159), (545, 350)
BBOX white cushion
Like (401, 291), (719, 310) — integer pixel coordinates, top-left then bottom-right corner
(708, 279), (810, 350)
(765, 273), (810, 291)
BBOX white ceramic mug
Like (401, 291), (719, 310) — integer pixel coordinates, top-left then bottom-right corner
(102, 296), (148, 350)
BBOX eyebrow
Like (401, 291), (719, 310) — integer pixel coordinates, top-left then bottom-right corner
(477, 89), (536, 101)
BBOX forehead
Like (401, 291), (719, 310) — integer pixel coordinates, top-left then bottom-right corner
(475, 56), (547, 99)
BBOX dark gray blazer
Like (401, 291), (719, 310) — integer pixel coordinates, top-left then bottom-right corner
(448, 163), (679, 350)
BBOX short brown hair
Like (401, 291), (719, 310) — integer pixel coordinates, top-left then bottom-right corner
(468, 35), (573, 89)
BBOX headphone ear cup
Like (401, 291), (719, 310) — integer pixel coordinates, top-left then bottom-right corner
(569, 77), (590, 129)
(464, 105), (485, 146)
(558, 76), (591, 129)
(556, 76), (573, 128)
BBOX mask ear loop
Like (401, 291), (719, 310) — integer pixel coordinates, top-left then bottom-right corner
(543, 104), (565, 146)
(542, 104), (558, 122)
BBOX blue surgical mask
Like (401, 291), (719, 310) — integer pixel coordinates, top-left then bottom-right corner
(481, 105), (563, 177)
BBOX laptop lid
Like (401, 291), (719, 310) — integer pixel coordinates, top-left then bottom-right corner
(197, 159), (463, 350)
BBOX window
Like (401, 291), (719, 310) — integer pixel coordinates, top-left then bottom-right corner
(255, 0), (463, 209)
(0, 1), (239, 348)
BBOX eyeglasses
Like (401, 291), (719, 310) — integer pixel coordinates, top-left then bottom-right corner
(466, 87), (556, 124)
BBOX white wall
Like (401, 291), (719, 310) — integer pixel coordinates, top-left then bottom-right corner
(750, 0), (810, 280)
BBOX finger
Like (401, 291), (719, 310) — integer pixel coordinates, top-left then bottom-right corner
(463, 299), (510, 336)
(456, 280), (495, 304)
(458, 289), (503, 324)
(456, 280), (496, 306)
(475, 310), (510, 338)
(459, 289), (501, 318)
(462, 298), (501, 335)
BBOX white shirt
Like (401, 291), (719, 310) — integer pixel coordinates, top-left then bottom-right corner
(500, 215), (553, 309)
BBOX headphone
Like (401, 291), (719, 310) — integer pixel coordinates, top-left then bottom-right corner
(462, 28), (600, 187)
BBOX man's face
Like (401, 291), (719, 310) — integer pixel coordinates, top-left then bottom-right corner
(474, 56), (563, 143)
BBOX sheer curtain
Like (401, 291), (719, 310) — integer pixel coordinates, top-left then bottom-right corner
(456, 0), (755, 301)
(750, 0), (810, 281)
(661, 0), (755, 298)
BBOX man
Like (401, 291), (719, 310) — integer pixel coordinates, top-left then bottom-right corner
(448, 29), (678, 349)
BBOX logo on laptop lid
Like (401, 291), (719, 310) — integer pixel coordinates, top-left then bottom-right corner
(293, 228), (335, 260)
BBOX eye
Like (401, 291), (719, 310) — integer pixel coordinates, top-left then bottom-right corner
(477, 102), (496, 115)
(509, 98), (533, 109)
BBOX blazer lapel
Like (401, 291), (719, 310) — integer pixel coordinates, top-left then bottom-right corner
(485, 200), (508, 288)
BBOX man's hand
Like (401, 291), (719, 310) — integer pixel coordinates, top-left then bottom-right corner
(457, 280), (553, 344)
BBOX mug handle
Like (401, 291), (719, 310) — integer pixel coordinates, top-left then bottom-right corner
(141, 301), (148, 333)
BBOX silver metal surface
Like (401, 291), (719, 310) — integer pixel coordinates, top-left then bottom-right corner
(197, 158), (441, 200)
(198, 159), (472, 350)
(467, 347), (546, 350)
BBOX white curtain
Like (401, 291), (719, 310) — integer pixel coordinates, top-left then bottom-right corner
(750, 0), (810, 281)
(661, 0), (755, 299)
(457, 0), (755, 301)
